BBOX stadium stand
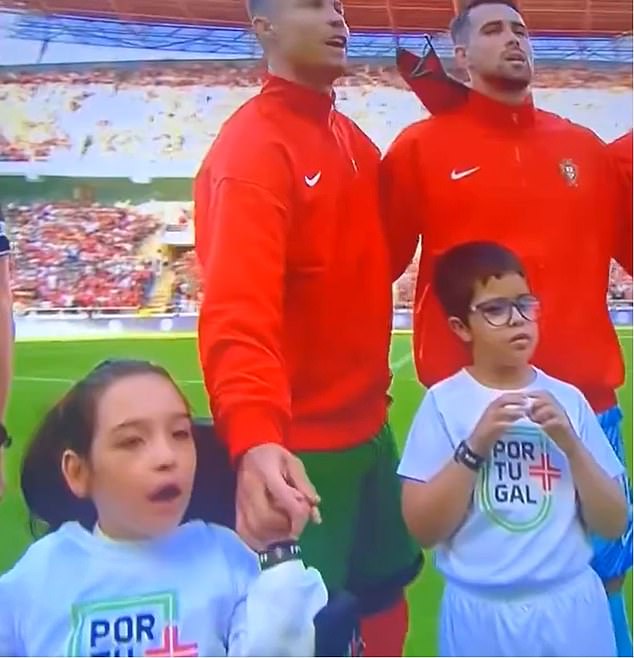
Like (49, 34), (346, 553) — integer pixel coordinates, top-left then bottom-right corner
(1, 62), (631, 312)
(0, 62), (631, 166)
(7, 202), (160, 310)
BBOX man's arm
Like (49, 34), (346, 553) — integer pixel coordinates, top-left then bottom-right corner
(0, 255), (11, 421)
(195, 144), (319, 545)
(0, 215), (11, 501)
(607, 131), (633, 275)
(195, 170), (291, 460)
(380, 126), (422, 281)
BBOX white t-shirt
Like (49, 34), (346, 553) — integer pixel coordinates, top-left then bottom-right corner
(0, 521), (327, 657)
(398, 367), (623, 589)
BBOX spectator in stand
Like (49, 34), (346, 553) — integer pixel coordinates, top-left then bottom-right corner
(8, 202), (159, 311)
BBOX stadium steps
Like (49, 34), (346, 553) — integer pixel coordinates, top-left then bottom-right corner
(144, 269), (175, 313)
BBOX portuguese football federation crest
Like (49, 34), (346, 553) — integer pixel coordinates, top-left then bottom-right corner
(477, 425), (562, 532)
(559, 159), (578, 187)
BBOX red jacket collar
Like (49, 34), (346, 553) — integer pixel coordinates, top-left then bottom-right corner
(260, 74), (334, 122)
(397, 44), (535, 130)
(465, 89), (536, 129)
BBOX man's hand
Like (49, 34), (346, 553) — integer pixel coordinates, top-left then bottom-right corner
(235, 443), (321, 550)
(468, 393), (529, 456)
(527, 391), (578, 455)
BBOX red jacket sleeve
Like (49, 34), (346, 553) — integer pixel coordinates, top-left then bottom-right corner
(380, 125), (423, 281)
(608, 131), (633, 275)
(195, 143), (293, 461)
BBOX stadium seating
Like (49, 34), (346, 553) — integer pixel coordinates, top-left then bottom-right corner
(7, 202), (160, 310)
(170, 250), (202, 313)
(0, 63), (631, 167)
(1, 62), (631, 312)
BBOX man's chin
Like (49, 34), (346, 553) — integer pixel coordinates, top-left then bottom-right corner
(306, 60), (348, 85)
(490, 73), (532, 92)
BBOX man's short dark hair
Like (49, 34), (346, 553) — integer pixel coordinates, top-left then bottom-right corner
(433, 241), (526, 321)
(449, 0), (521, 44)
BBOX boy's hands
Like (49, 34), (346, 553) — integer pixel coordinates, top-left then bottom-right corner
(527, 391), (578, 456)
(468, 393), (528, 456)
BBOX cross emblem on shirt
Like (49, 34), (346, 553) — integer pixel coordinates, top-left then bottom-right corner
(528, 454), (562, 492)
(144, 626), (198, 657)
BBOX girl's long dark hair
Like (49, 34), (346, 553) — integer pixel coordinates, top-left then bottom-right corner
(21, 359), (188, 535)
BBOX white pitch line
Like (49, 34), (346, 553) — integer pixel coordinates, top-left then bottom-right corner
(15, 353), (414, 386)
(391, 352), (413, 372)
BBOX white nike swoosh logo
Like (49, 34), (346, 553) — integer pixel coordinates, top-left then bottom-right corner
(451, 166), (480, 181)
(305, 172), (321, 187)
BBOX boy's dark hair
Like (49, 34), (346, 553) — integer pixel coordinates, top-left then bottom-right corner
(21, 359), (190, 535)
(433, 241), (525, 322)
(450, 0), (522, 44)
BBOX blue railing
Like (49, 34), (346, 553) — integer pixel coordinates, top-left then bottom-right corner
(2, 11), (632, 63)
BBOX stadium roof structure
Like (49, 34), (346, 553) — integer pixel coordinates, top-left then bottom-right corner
(2, 0), (632, 35)
(0, 0), (631, 62)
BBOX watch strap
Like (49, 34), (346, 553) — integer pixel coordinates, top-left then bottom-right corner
(258, 540), (302, 571)
(454, 440), (485, 472)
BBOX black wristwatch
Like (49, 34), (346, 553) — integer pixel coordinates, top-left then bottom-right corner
(454, 440), (485, 472)
(0, 423), (11, 448)
(258, 540), (302, 571)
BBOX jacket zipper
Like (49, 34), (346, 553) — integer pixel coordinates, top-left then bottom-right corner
(330, 113), (358, 175)
(512, 112), (528, 189)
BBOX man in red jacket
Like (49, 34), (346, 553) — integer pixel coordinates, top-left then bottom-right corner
(381, 1), (632, 654)
(609, 131), (633, 276)
(194, 1), (421, 654)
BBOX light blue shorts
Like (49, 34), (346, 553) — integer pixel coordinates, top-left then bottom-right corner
(590, 406), (633, 582)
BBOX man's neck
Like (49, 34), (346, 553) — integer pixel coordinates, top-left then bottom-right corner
(467, 360), (534, 390)
(267, 60), (335, 95)
(470, 80), (530, 106)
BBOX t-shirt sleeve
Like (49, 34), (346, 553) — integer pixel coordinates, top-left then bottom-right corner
(0, 574), (20, 656)
(577, 397), (624, 480)
(398, 390), (455, 483)
(220, 527), (328, 657)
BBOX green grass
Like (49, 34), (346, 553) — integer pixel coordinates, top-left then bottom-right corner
(1, 331), (631, 656)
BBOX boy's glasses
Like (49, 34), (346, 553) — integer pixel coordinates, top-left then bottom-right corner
(470, 294), (540, 327)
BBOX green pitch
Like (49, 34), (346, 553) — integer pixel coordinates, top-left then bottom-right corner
(1, 330), (632, 656)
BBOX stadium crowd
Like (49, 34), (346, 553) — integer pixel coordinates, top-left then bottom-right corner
(0, 61), (631, 312)
(1, 62), (631, 165)
(0, 198), (630, 312)
(169, 249), (203, 313)
(6, 202), (159, 310)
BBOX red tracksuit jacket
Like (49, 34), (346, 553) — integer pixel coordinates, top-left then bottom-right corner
(608, 130), (633, 276)
(195, 76), (392, 459)
(381, 91), (630, 412)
